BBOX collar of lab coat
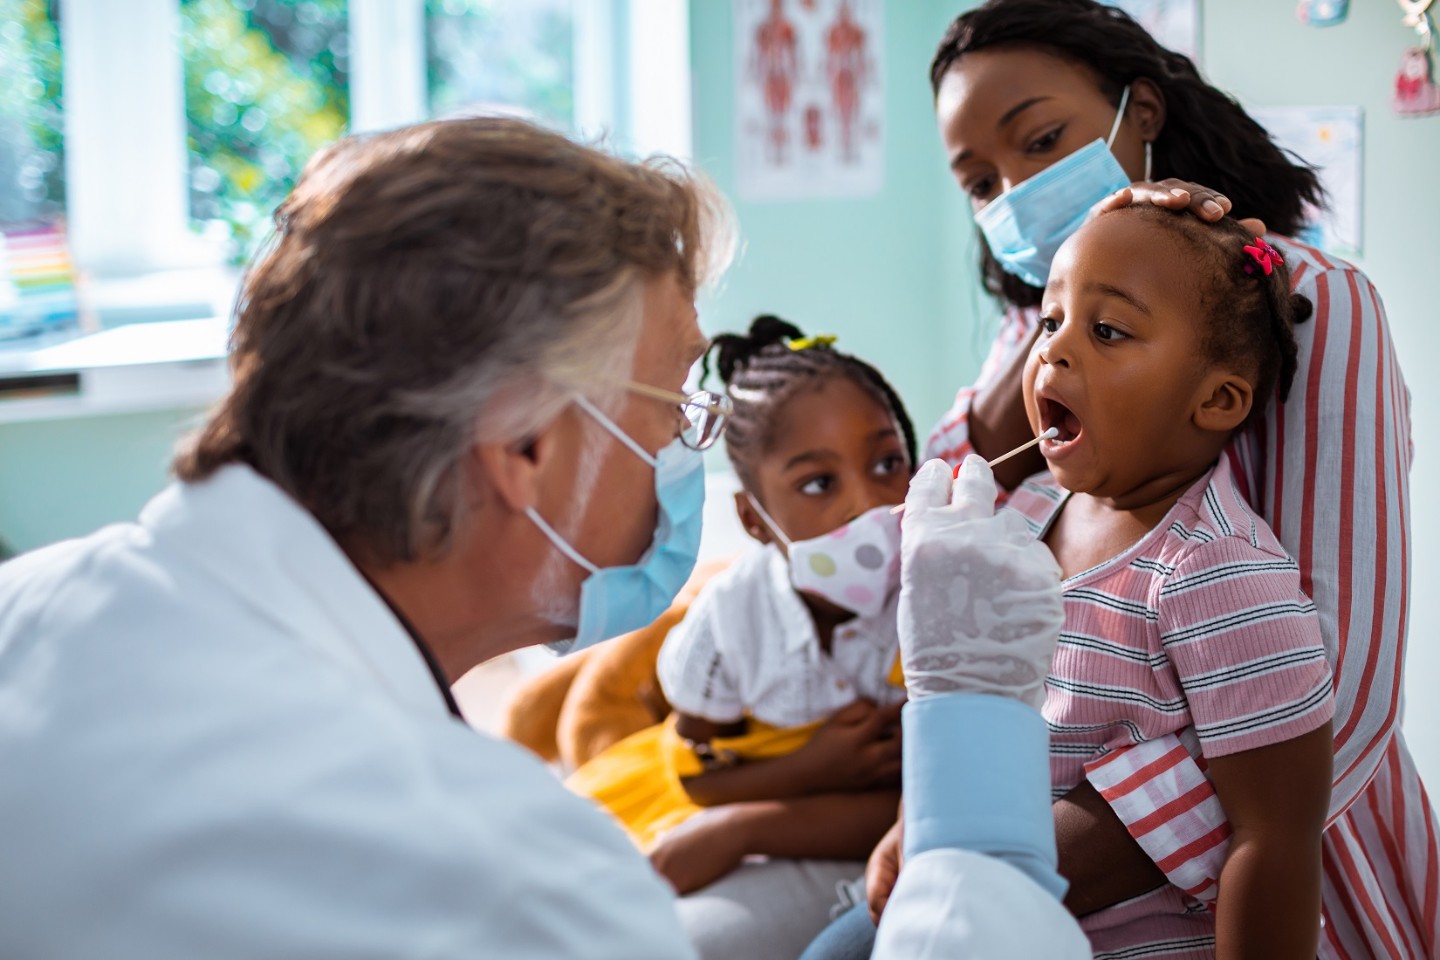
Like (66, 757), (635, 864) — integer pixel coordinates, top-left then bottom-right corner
(138, 464), (460, 722)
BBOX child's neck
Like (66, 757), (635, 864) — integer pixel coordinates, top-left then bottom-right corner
(800, 594), (855, 656)
(1048, 461), (1216, 582)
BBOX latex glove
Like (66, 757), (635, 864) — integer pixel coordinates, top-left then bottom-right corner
(897, 456), (1065, 709)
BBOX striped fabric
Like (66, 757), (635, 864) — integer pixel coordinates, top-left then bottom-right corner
(926, 236), (1439, 959)
(1007, 459), (1335, 955)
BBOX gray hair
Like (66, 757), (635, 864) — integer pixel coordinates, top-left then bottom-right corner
(174, 118), (734, 564)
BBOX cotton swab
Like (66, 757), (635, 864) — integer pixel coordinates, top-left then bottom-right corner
(984, 426), (1060, 469)
(890, 427), (1060, 514)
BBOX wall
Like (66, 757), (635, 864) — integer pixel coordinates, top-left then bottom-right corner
(687, 0), (988, 438)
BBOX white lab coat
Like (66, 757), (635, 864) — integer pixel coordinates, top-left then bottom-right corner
(0, 464), (1088, 958)
(0, 465), (693, 959)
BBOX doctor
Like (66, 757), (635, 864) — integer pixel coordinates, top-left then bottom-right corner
(0, 117), (1085, 958)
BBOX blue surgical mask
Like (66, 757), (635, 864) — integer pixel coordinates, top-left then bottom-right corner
(527, 395), (705, 655)
(974, 85), (1135, 288)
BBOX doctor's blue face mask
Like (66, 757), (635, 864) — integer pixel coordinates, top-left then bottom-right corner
(973, 84), (1139, 289)
(527, 395), (705, 655)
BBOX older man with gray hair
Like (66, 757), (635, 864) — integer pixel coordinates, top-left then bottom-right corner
(0, 118), (1084, 959)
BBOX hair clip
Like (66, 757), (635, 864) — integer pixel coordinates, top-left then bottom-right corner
(786, 334), (837, 351)
(1242, 238), (1284, 276)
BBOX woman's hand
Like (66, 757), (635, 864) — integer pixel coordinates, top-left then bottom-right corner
(648, 806), (751, 895)
(792, 699), (904, 794)
(1094, 181), (1267, 237)
(865, 814), (904, 922)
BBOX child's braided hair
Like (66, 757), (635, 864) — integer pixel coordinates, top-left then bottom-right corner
(701, 315), (917, 492)
(1120, 205), (1312, 426)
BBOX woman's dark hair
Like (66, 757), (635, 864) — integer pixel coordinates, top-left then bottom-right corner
(701, 315), (917, 493)
(1119, 205), (1312, 425)
(930, 0), (1325, 310)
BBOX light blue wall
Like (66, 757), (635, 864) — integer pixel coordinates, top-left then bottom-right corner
(0, 407), (206, 554)
(688, 0), (988, 439)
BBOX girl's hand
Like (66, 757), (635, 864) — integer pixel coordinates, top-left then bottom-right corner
(648, 806), (751, 895)
(865, 814), (904, 922)
(792, 700), (904, 794)
(1093, 181), (1268, 237)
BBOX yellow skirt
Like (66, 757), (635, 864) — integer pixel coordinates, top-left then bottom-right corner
(565, 714), (820, 851)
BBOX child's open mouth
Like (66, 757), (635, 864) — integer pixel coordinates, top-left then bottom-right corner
(1039, 396), (1083, 448)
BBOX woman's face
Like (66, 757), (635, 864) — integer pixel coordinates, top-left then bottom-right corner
(934, 47), (1154, 212)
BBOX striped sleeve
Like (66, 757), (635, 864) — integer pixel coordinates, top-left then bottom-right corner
(924, 306), (1036, 464)
(1259, 250), (1412, 820)
(1156, 536), (1335, 758)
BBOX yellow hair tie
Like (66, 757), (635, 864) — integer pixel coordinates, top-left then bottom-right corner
(786, 334), (837, 352)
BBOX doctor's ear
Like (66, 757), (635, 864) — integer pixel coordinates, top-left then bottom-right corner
(1192, 371), (1252, 435)
(470, 395), (572, 514)
(472, 433), (546, 514)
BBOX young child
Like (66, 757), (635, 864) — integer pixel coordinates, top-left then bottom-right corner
(567, 315), (914, 892)
(1010, 204), (1336, 958)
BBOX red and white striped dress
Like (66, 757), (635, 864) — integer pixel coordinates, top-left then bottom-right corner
(927, 236), (1439, 959)
(1007, 458), (1335, 955)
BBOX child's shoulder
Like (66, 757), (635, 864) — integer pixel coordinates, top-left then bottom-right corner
(1159, 458), (1293, 568)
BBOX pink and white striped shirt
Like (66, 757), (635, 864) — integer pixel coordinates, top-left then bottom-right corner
(1007, 458), (1335, 954)
(927, 236), (1438, 959)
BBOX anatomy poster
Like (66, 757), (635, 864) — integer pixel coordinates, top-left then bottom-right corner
(1108, 0), (1200, 60)
(1251, 106), (1364, 255)
(735, 0), (884, 202)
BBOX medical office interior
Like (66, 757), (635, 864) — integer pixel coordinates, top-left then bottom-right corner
(1, 0), (1439, 807)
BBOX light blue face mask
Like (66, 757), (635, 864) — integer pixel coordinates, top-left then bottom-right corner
(527, 394), (705, 655)
(973, 85), (1138, 289)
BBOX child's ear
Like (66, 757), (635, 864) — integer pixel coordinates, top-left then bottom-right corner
(1192, 371), (1253, 434)
(734, 491), (773, 546)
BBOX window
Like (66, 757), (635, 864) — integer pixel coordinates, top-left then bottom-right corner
(182, 0), (349, 260)
(0, 0), (64, 224)
(13, 0), (687, 285)
(425, 0), (574, 129)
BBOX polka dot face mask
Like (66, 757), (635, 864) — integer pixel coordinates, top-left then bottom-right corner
(746, 495), (903, 618)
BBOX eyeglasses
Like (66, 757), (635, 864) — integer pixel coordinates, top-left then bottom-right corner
(624, 380), (732, 451)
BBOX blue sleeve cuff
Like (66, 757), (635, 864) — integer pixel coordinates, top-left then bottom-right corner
(902, 694), (1067, 901)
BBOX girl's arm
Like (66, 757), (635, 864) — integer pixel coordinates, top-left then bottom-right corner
(1209, 723), (1333, 959)
(649, 789), (902, 895)
(675, 701), (902, 807)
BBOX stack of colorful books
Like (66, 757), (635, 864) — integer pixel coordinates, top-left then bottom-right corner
(0, 222), (80, 343)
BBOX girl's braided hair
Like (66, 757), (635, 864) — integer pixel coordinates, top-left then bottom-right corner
(1119, 205), (1312, 425)
(701, 315), (917, 492)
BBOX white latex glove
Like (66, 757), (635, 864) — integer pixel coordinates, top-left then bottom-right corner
(897, 456), (1065, 709)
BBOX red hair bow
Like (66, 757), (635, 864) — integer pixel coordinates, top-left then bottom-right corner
(1242, 238), (1283, 276)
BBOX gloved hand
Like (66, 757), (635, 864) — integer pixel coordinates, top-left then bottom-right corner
(897, 456), (1065, 709)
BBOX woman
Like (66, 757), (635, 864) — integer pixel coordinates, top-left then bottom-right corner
(797, 1), (1432, 957)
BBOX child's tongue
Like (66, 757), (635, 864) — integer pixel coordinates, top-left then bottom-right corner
(1058, 406), (1082, 442)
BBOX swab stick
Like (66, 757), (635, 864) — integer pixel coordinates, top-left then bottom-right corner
(890, 428), (1060, 514)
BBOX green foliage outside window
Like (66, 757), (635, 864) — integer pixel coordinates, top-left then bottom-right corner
(182, 0), (349, 262)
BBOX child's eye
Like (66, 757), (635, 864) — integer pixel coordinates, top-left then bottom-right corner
(1039, 316), (1061, 334)
(799, 475), (833, 496)
(1025, 126), (1064, 155)
(872, 455), (907, 477)
(1094, 323), (1129, 342)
